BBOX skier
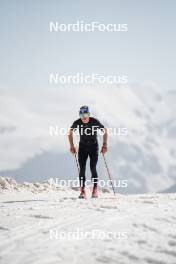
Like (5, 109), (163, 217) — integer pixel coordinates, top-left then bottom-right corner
(68, 106), (108, 198)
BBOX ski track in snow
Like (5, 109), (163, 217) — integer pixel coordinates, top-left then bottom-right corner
(0, 187), (176, 264)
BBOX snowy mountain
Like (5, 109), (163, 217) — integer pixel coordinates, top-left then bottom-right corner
(89, 85), (176, 194)
(160, 184), (176, 193)
(0, 84), (175, 194)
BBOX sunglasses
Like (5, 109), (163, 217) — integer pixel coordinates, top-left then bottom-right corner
(79, 113), (90, 119)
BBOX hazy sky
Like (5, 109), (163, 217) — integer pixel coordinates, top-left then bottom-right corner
(0, 0), (176, 90)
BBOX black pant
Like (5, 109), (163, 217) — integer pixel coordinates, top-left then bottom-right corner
(78, 142), (99, 188)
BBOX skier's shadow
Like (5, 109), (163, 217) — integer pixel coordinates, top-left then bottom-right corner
(3, 199), (47, 203)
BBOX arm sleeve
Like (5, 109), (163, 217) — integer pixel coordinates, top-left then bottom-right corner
(70, 120), (78, 130)
(95, 119), (105, 129)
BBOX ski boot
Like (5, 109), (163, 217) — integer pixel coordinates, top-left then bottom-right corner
(78, 187), (86, 199)
(92, 186), (98, 198)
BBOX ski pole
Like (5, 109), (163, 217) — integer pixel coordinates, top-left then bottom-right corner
(74, 152), (85, 188)
(74, 152), (80, 174)
(102, 153), (116, 196)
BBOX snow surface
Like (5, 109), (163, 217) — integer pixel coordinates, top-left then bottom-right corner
(0, 177), (176, 264)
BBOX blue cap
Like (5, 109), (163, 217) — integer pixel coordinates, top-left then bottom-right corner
(79, 106), (89, 115)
